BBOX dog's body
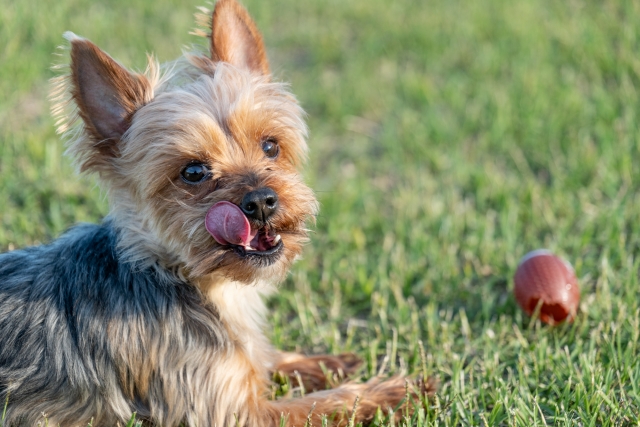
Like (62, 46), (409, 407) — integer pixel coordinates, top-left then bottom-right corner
(0, 1), (431, 425)
(0, 220), (283, 426)
(0, 222), (230, 425)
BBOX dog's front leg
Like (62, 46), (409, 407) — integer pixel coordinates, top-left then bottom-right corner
(272, 352), (362, 392)
(259, 376), (434, 427)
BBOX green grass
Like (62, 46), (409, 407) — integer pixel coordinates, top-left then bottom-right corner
(2, 0), (640, 425)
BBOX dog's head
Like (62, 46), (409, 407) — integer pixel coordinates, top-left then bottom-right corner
(53, 0), (318, 284)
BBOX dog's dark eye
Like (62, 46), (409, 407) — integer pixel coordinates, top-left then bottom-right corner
(261, 138), (279, 159)
(181, 163), (210, 184)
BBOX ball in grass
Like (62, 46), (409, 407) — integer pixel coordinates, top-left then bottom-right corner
(514, 250), (580, 325)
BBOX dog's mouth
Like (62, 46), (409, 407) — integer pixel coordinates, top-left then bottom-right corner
(231, 227), (283, 257)
(204, 201), (284, 260)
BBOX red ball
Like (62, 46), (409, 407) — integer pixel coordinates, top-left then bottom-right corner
(514, 250), (580, 325)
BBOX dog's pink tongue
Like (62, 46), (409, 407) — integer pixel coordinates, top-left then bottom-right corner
(205, 201), (255, 246)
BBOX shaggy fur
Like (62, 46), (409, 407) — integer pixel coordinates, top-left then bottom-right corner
(0, 0), (434, 425)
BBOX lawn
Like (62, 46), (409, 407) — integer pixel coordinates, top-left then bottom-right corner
(1, 0), (640, 425)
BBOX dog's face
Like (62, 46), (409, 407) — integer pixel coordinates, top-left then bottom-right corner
(54, 0), (317, 283)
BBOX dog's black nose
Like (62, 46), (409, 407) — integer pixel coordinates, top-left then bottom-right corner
(240, 188), (279, 222)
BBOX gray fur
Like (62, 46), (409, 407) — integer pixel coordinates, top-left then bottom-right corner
(0, 221), (228, 426)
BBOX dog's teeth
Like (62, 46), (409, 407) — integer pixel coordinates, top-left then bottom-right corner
(274, 234), (281, 244)
(245, 246), (256, 251)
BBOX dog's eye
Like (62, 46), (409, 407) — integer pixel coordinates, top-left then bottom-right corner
(181, 163), (210, 184)
(261, 138), (279, 159)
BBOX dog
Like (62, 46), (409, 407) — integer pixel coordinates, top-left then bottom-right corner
(0, 1), (433, 425)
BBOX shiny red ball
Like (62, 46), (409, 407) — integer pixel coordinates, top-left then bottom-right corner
(514, 250), (580, 325)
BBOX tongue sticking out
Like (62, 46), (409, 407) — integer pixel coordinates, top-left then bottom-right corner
(205, 201), (257, 247)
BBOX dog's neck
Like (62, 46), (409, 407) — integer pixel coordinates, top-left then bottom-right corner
(198, 272), (276, 360)
(105, 187), (186, 271)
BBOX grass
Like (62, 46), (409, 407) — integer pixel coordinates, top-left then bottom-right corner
(2, 0), (640, 425)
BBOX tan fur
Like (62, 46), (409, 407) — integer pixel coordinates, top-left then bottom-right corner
(210, 0), (270, 75)
(275, 353), (363, 392)
(42, 0), (435, 425)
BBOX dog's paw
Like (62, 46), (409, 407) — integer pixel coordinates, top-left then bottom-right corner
(274, 353), (363, 391)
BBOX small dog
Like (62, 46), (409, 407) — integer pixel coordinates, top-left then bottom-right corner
(0, 1), (432, 425)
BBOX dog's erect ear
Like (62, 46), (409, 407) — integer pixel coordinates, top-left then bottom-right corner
(69, 36), (152, 144)
(210, 0), (270, 75)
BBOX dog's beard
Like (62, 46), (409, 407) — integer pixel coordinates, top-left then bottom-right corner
(186, 223), (308, 283)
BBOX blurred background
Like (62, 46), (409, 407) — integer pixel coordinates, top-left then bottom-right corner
(1, 0), (640, 424)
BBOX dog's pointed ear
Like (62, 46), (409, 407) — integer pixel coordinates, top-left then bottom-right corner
(210, 0), (270, 75)
(69, 36), (152, 144)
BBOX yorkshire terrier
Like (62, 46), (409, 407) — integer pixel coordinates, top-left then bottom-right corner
(0, 0), (433, 425)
